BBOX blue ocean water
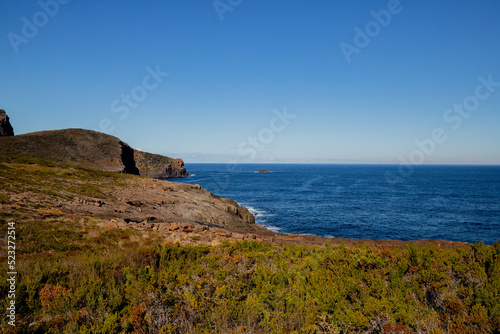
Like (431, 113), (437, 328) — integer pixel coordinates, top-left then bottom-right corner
(168, 164), (500, 244)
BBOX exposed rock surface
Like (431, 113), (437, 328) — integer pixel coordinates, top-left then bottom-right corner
(258, 169), (271, 173)
(0, 128), (187, 178)
(0, 109), (14, 136)
(0, 159), (264, 234)
(134, 150), (189, 178)
(69, 178), (260, 232)
(0, 155), (469, 248)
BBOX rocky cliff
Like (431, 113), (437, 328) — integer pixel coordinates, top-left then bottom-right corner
(0, 128), (188, 178)
(134, 150), (189, 178)
(0, 109), (14, 136)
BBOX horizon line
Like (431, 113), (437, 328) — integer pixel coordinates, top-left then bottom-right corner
(181, 161), (500, 166)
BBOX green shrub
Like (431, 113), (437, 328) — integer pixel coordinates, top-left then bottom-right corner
(1, 208), (499, 333)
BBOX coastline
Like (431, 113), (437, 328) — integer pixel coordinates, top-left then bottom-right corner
(1, 153), (494, 333)
(0, 154), (469, 249)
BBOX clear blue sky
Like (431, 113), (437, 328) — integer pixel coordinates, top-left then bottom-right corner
(1, 0), (499, 164)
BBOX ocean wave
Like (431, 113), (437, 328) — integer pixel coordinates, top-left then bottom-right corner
(245, 206), (277, 218)
(241, 204), (279, 231)
(262, 225), (282, 232)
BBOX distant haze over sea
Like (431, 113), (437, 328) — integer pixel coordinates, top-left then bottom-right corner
(166, 153), (500, 165)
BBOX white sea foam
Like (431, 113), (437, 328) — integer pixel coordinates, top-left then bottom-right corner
(241, 204), (280, 231)
(263, 225), (282, 232)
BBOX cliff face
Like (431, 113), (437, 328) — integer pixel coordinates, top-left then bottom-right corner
(134, 150), (189, 178)
(0, 110), (14, 136)
(0, 128), (188, 179)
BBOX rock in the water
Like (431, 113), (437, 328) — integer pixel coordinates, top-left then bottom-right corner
(258, 169), (271, 173)
(0, 110), (14, 136)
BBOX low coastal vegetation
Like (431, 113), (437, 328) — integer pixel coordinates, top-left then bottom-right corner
(0, 155), (499, 333)
(0, 217), (499, 333)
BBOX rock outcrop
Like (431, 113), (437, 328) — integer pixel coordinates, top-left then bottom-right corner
(62, 178), (261, 232)
(0, 109), (14, 136)
(134, 150), (189, 178)
(0, 155), (264, 233)
(0, 128), (188, 179)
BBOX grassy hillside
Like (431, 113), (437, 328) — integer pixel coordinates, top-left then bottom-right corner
(0, 156), (499, 333)
(0, 128), (188, 177)
(0, 129), (127, 172)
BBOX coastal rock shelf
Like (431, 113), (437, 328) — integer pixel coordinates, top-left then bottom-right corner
(0, 155), (266, 234)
